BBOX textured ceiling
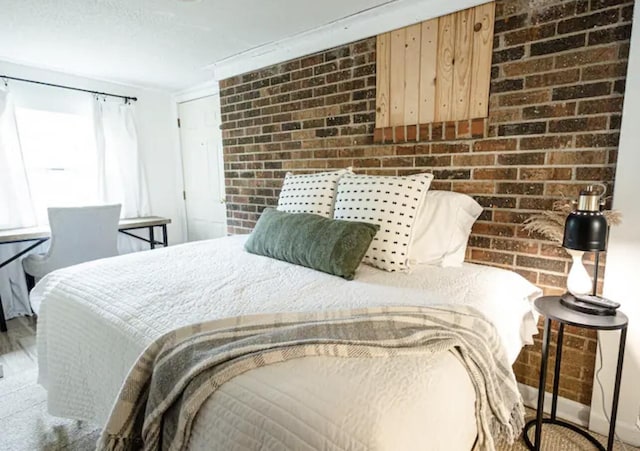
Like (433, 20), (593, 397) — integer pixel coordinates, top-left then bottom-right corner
(0, 0), (391, 91)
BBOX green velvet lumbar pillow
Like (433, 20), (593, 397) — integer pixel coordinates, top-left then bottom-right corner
(245, 208), (379, 280)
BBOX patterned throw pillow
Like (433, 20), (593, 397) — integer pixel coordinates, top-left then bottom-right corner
(333, 173), (434, 272)
(276, 169), (351, 218)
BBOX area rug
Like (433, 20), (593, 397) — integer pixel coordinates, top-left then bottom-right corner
(0, 370), (99, 451)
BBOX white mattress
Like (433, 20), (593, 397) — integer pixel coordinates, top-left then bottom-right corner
(33, 235), (540, 450)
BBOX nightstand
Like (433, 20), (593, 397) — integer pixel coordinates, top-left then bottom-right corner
(523, 296), (628, 451)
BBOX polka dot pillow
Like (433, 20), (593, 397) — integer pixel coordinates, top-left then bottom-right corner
(276, 169), (351, 218)
(333, 173), (433, 272)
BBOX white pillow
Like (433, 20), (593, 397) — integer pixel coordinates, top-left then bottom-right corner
(276, 169), (351, 218)
(333, 173), (433, 272)
(409, 191), (483, 267)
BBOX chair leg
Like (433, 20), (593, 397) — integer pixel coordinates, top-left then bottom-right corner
(24, 273), (37, 317)
(25, 273), (35, 292)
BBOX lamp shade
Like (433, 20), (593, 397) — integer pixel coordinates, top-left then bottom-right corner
(562, 211), (608, 251)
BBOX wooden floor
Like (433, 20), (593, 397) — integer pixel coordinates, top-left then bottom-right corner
(0, 316), (37, 379)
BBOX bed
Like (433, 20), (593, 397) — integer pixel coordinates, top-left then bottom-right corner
(32, 234), (540, 450)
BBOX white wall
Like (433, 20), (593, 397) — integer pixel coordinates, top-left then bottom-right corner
(0, 60), (187, 245)
(588, 0), (640, 445)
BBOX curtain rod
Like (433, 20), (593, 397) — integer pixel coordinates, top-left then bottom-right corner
(0, 75), (138, 102)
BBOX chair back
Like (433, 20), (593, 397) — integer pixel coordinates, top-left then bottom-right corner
(45, 204), (121, 270)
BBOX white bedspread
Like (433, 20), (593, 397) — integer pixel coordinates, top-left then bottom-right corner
(34, 235), (540, 450)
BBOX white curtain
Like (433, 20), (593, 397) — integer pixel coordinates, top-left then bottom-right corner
(93, 97), (151, 253)
(0, 86), (38, 317)
(0, 93), (153, 320)
(93, 97), (150, 218)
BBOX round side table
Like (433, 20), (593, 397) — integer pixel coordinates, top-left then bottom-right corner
(523, 296), (628, 451)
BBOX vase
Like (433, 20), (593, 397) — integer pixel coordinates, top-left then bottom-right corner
(566, 249), (592, 296)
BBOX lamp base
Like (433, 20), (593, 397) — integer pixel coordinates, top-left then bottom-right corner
(560, 292), (616, 316)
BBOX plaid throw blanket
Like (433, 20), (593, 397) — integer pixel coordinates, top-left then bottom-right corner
(97, 305), (524, 451)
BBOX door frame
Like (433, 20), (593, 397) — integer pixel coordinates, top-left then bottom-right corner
(176, 93), (227, 241)
(174, 80), (219, 104)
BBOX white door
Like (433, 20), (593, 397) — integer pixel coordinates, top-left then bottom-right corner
(178, 95), (227, 241)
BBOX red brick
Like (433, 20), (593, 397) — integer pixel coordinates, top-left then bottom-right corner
(520, 135), (573, 150)
(470, 249), (515, 266)
(522, 103), (576, 119)
(517, 255), (567, 272)
(418, 123), (430, 141)
(502, 57), (554, 76)
(555, 45), (619, 69)
(394, 145), (415, 156)
(578, 98), (624, 115)
(575, 132), (620, 148)
(453, 154), (495, 166)
(498, 89), (551, 107)
(496, 182), (544, 195)
(498, 152), (546, 166)
(444, 122), (456, 140)
(451, 181), (496, 194)
(504, 23), (556, 46)
(474, 168), (518, 180)
(582, 62), (629, 81)
(406, 125), (417, 141)
(431, 143), (471, 154)
(490, 108), (523, 124)
(520, 167), (573, 180)
(472, 138), (518, 152)
(383, 127), (393, 142)
(431, 123), (444, 140)
(576, 166), (615, 181)
(544, 183), (587, 198)
(548, 116), (608, 133)
(394, 126), (405, 143)
(492, 238), (539, 255)
(457, 120), (471, 138)
(471, 118), (487, 137)
(381, 157), (414, 167)
(414, 155), (452, 167)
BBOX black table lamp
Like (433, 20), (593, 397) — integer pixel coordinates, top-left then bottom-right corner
(560, 186), (613, 314)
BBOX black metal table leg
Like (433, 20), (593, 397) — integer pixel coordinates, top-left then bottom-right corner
(162, 224), (168, 247)
(534, 317), (552, 450)
(0, 238), (48, 332)
(0, 296), (7, 332)
(607, 327), (627, 451)
(551, 323), (564, 421)
(525, 297), (628, 451)
(149, 226), (155, 250)
(0, 238), (49, 268)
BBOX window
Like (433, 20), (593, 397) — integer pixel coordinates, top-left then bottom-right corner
(15, 108), (98, 224)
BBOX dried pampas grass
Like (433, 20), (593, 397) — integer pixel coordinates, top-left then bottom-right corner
(523, 198), (622, 246)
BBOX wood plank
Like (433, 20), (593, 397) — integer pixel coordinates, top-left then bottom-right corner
(418, 18), (439, 124)
(403, 23), (422, 125)
(0, 317), (37, 379)
(118, 216), (172, 229)
(434, 13), (456, 122)
(470, 1), (496, 118)
(375, 33), (391, 128)
(452, 8), (474, 121)
(389, 27), (406, 126)
(0, 226), (48, 243)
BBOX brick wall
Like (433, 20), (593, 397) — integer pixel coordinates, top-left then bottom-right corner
(219, 0), (634, 405)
